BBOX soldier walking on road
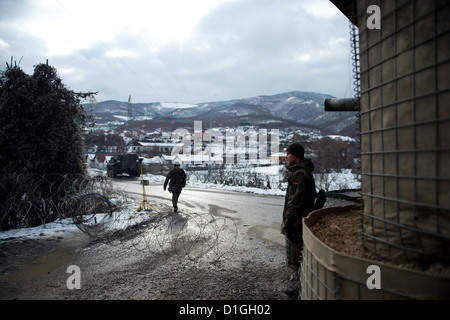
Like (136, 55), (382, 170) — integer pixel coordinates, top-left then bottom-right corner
(281, 142), (316, 299)
(164, 162), (186, 212)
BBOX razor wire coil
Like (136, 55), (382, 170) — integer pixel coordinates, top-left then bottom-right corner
(0, 173), (237, 262)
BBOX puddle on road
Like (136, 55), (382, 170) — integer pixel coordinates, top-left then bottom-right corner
(2, 243), (78, 282)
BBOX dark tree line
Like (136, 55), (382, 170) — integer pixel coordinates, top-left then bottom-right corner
(84, 130), (125, 153)
(0, 60), (96, 229)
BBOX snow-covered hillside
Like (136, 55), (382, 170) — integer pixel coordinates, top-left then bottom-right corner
(86, 90), (358, 136)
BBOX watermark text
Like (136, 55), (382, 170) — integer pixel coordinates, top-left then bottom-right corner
(367, 5), (381, 29)
(66, 265), (81, 290)
(366, 264), (381, 290)
(171, 121), (279, 165)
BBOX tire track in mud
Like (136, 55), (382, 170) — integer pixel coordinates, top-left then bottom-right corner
(0, 184), (295, 300)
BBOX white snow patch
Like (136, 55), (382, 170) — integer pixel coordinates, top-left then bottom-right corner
(160, 102), (197, 109)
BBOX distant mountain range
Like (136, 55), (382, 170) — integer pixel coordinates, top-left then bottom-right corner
(85, 91), (358, 136)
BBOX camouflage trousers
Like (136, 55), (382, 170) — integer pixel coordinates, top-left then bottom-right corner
(285, 236), (303, 275)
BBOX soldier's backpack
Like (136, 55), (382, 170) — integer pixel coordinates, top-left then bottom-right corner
(314, 189), (327, 210)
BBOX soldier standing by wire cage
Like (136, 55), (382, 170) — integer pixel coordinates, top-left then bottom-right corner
(281, 142), (317, 299)
(164, 162), (186, 212)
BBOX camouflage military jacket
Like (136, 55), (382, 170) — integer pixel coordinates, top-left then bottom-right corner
(281, 158), (316, 243)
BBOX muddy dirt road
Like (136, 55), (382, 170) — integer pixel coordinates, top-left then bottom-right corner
(0, 182), (297, 300)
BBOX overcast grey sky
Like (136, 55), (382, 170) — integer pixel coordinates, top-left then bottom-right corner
(0, 0), (355, 104)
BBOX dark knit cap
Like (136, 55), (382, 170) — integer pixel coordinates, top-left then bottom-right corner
(286, 142), (305, 159)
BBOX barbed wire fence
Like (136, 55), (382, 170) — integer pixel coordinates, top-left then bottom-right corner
(0, 173), (237, 262)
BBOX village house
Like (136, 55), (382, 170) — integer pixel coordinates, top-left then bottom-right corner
(172, 153), (224, 167)
(85, 143), (97, 154)
(86, 153), (113, 170)
(160, 154), (175, 165)
(127, 141), (179, 156)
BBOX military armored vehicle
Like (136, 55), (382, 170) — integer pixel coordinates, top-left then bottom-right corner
(107, 154), (143, 178)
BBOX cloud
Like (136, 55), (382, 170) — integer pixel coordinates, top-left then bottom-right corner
(1, 0), (354, 104)
(167, 0), (354, 101)
(0, 39), (10, 50)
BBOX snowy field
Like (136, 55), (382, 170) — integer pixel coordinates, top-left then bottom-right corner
(182, 165), (360, 197)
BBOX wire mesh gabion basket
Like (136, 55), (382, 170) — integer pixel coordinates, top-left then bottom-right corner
(300, 205), (450, 300)
(299, 0), (450, 300)
(330, 0), (450, 267)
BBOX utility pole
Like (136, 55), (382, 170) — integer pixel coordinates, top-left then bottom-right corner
(128, 95), (132, 121)
(208, 105), (212, 177)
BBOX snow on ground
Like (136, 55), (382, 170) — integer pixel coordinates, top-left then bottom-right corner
(0, 201), (162, 241)
(187, 182), (287, 196)
(160, 102), (198, 109)
(96, 164), (360, 197)
(1, 167), (360, 240)
(0, 218), (79, 240)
